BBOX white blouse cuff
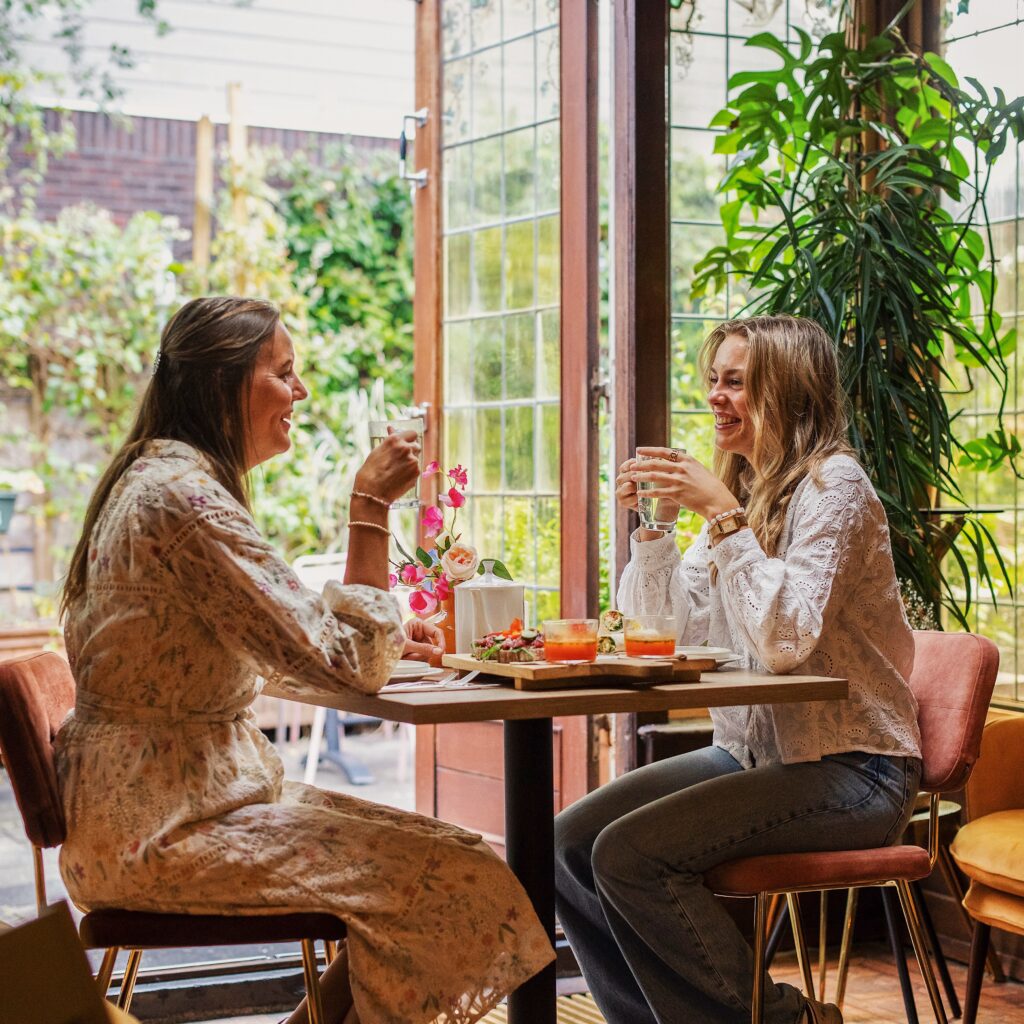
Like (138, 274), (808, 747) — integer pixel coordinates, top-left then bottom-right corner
(629, 528), (682, 570)
(708, 527), (763, 574)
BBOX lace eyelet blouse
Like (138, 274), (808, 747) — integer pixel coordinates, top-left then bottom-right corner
(618, 454), (922, 769)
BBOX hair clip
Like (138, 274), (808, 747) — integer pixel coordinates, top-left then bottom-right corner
(151, 349), (163, 376)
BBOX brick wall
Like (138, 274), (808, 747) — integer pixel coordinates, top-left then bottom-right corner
(11, 109), (397, 235)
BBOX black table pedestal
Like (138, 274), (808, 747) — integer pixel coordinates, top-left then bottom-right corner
(504, 717), (557, 1024)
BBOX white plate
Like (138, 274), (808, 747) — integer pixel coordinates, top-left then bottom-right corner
(675, 646), (741, 664)
(388, 660), (447, 683)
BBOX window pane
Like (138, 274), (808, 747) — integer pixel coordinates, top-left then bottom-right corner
(442, 0), (561, 616)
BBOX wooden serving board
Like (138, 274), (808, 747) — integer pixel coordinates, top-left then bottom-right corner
(442, 652), (718, 690)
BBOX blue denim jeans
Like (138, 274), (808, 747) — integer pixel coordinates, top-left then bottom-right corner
(554, 745), (921, 1024)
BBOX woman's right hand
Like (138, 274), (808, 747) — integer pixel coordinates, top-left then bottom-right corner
(354, 429), (421, 505)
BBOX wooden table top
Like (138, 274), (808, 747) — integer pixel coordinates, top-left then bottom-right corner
(265, 668), (849, 725)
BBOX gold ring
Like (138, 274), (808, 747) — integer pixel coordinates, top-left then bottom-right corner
(669, 449), (680, 462)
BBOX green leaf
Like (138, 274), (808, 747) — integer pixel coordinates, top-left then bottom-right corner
(478, 559), (513, 581)
(416, 546), (433, 568)
(923, 53), (959, 90)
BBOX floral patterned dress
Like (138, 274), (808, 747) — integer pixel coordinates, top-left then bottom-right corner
(55, 439), (553, 1024)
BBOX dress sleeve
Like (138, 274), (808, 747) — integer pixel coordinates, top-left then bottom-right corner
(154, 481), (405, 695)
(616, 528), (712, 645)
(710, 459), (873, 673)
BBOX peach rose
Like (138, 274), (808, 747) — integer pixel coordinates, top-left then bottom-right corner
(441, 543), (479, 582)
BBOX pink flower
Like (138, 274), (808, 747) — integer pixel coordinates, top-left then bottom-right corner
(388, 573), (399, 589)
(408, 589), (438, 617)
(421, 505), (444, 536)
(434, 574), (452, 601)
(400, 563), (426, 585)
(422, 460), (440, 476)
(446, 486), (466, 508)
(448, 464), (468, 487)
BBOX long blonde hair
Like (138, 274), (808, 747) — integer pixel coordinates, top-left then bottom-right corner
(61, 296), (280, 616)
(701, 315), (854, 556)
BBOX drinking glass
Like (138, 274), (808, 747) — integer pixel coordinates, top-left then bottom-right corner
(542, 619), (600, 664)
(635, 451), (679, 533)
(368, 416), (424, 509)
(624, 614), (678, 658)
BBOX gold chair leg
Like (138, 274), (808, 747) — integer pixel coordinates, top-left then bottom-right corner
(786, 893), (816, 1002)
(834, 888), (859, 1011)
(895, 880), (948, 1024)
(324, 939), (338, 965)
(116, 949), (143, 1011)
(818, 889), (828, 1001)
(752, 892), (769, 1024)
(95, 947), (119, 997)
(32, 846), (47, 916)
(302, 939), (326, 1024)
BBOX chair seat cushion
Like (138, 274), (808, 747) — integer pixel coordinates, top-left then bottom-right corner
(962, 880), (1024, 937)
(80, 908), (346, 949)
(951, 809), (1024, 898)
(706, 844), (931, 896)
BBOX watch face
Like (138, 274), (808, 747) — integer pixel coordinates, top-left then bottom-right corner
(720, 518), (740, 534)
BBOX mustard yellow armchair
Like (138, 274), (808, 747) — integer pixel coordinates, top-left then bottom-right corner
(950, 713), (1024, 1023)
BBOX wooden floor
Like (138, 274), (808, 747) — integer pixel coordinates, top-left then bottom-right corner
(488, 945), (1024, 1024)
(215, 943), (1024, 1023)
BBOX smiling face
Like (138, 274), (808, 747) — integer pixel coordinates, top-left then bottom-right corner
(707, 333), (755, 462)
(242, 322), (309, 469)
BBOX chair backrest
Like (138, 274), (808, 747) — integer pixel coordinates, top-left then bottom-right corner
(0, 652), (75, 847)
(910, 630), (999, 794)
(963, 714), (1024, 822)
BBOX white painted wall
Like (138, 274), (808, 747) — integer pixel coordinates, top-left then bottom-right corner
(25, 0), (416, 138)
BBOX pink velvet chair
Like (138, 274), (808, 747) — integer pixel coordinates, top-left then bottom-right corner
(705, 631), (1000, 1024)
(0, 651), (346, 1022)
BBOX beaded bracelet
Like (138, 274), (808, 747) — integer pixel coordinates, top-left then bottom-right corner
(708, 505), (745, 527)
(348, 520), (389, 535)
(351, 490), (390, 509)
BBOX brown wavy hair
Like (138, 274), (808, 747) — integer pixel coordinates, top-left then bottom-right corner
(701, 315), (854, 557)
(61, 296), (280, 615)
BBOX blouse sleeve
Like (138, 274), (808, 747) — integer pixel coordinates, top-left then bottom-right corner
(616, 527), (712, 645)
(710, 458), (874, 673)
(154, 479), (405, 695)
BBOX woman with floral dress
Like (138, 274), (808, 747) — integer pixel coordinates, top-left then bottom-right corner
(57, 296), (553, 1024)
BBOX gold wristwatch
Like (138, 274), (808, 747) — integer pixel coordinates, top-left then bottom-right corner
(708, 509), (748, 544)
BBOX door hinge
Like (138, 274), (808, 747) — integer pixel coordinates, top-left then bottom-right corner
(590, 367), (610, 422)
(399, 108), (429, 189)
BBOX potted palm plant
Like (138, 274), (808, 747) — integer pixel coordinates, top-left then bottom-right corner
(691, 24), (1024, 626)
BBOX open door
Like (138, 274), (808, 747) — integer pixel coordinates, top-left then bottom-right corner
(411, 0), (600, 847)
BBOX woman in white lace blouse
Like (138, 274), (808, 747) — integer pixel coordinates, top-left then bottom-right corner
(555, 315), (921, 1024)
(57, 297), (553, 1024)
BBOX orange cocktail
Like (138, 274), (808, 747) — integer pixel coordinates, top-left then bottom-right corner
(545, 638), (600, 663)
(623, 615), (677, 659)
(542, 619), (600, 664)
(624, 635), (676, 658)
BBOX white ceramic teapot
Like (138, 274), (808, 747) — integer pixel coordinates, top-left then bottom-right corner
(453, 560), (526, 653)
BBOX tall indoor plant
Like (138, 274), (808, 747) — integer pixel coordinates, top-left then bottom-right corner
(691, 23), (1024, 625)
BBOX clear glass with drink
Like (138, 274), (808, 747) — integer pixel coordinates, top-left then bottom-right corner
(542, 619), (600, 664)
(635, 451), (679, 533)
(624, 614), (678, 658)
(368, 416), (424, 509)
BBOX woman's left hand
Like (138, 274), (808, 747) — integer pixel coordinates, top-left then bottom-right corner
(402, 618), (445, 662)
(634, 447), (740, 521)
